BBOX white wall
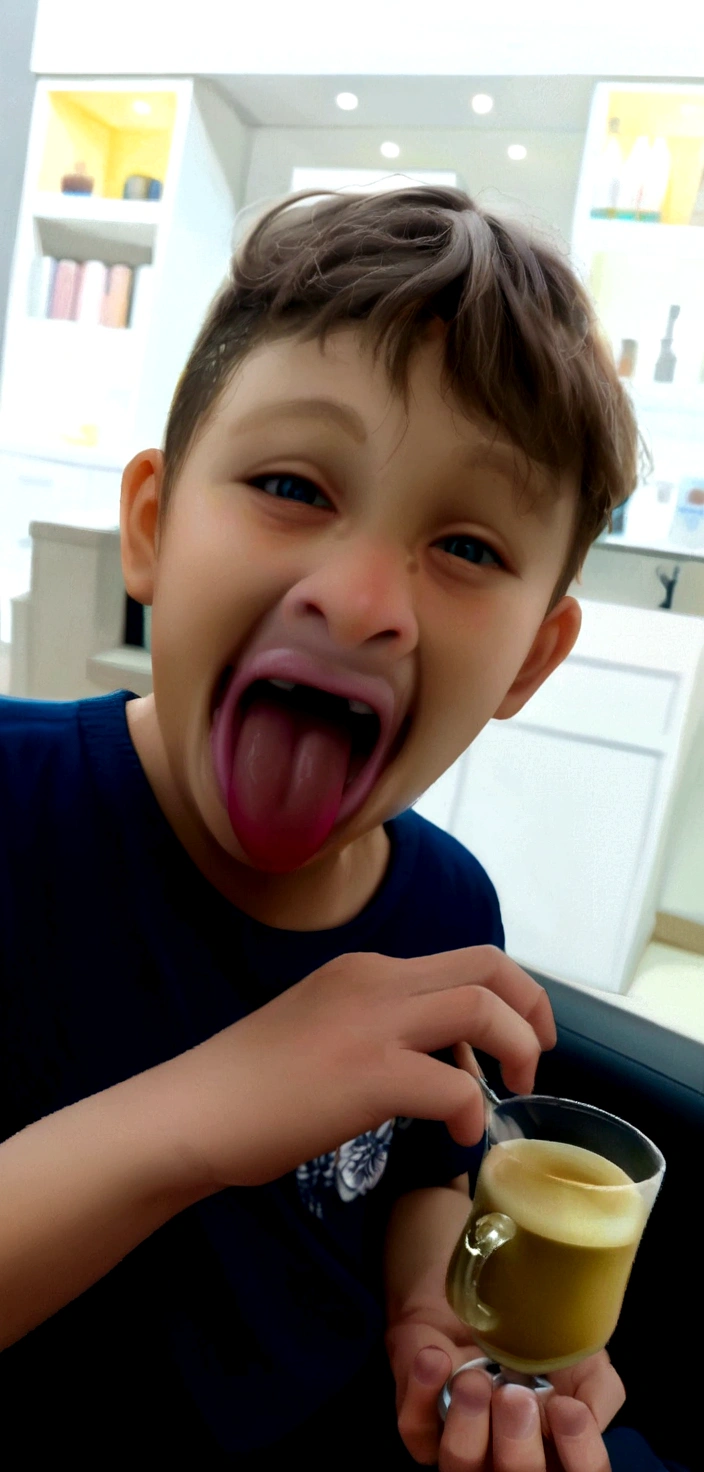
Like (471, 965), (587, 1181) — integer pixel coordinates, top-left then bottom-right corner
(0, 0), (38, 376)
(31, 0), (704, 78)
(244, 127), (585, 248)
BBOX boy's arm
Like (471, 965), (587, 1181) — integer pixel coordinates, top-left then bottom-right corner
(0, 944), (552, 1352)
(384, 1182), (626, 1469)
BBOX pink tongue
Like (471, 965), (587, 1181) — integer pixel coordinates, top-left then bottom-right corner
(227, 694), (352, 872)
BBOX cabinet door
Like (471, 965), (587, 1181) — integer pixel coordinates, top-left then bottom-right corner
(451, 719), (663, 993)
(413, 600), (704, 995)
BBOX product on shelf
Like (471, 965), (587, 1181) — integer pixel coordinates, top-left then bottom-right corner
(653, 304), (681, 382)
(640, 136), (671, 218)
(671, 476), (704, 547)
(49, 259), (80, 319)
(100, 265), (133, 328)
(617, 339), (638, 377)
(60, 160), (94, 195)
(618, 135), (652, 217)
(73, 261), (109, 326)
(27, 255), (57, 317)
(591, 117), (624, 216)
(123, 175), (163, 201)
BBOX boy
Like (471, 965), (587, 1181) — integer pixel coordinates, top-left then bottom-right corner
(0, 186), (659, 1470)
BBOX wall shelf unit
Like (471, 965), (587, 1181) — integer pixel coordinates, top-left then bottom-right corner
(0, 75), (249, 639)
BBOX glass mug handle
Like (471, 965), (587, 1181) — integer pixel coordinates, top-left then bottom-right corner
(456, 1212), (516, 1333)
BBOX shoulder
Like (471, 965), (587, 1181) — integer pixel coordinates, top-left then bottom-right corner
(389, 809), (505, 950)
(0, 694), (81, 768)
(0, 691), (130, 822)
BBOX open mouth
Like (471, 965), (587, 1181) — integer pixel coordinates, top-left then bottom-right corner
(211, 656), (405, 873)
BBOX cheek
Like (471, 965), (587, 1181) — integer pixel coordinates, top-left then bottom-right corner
(152, 499), (282, 655)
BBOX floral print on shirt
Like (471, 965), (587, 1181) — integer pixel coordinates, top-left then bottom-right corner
(296, 1118), (396, 1219)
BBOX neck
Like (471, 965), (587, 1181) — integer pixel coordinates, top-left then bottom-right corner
(126, 694), (391, 930)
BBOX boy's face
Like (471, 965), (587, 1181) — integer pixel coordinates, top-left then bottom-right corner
(123, 328), (581, 884)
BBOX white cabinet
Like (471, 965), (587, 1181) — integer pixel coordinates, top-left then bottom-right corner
(0, 449), (120, 639)
(415, 599), (704, 993)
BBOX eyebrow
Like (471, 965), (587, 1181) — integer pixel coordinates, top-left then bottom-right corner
(230, 397), (368, 445)
(457, 439), (562, 514)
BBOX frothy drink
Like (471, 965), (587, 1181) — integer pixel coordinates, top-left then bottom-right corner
(446, 1138), (646, 1374)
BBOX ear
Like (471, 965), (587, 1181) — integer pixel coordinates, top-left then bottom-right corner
(493, 595), (582, 721)
(120, 449), (164, 606)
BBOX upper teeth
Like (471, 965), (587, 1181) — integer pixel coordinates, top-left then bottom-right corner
(266, 679), (374, 716)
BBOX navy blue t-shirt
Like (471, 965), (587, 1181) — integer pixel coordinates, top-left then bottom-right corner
(0, 691), (504, 1457)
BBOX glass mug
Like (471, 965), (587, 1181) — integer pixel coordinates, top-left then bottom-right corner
(444, 1096), (665, 1389)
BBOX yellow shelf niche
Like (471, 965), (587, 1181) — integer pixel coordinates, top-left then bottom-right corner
(600, 89), (704, 226)
(38, 90), (177, 201)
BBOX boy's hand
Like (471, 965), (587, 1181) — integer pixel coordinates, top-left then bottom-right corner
(387, 1317), (624, 1471)
(164, 945), (555, 1192)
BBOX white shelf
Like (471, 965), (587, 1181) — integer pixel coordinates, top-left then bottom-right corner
(34, 192), (160, 234)
(599, 530), (704, 562)
(627, 383), (704, 417)
(584, 220), (704, 257)
(33, 196), (159, 265)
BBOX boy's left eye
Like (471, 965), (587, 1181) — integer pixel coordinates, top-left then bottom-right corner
(250, 473), (332, 509)
(436, 534), (504, 569)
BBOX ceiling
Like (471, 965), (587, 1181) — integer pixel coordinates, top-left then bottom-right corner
(211, 74), (599, 132)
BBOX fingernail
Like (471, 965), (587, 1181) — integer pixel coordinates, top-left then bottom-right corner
(452, 1370), (492, 1417)
(549, 1396), (591, 1438)
(414, 1347), (450, 1386)
(498, 1385), (539, 1439)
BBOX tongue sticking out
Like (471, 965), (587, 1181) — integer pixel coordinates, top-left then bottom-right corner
(225, 692), (352, 872)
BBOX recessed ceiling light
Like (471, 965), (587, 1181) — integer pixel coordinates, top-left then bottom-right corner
(471, 93), (494, 115)
(132, 99), (152, 116)
(508, 143), (527, 161)
(336, 92), (359, 111)
(380, 141), (400, 159)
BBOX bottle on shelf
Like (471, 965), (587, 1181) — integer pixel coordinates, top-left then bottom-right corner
(60, 160), (94, 196)
(591, 117), (624, 217)
(640, 136), (671, 221)
(618, 136), (651, 218)
(617, 339), (638, 378)
(653, 305), (681, 383)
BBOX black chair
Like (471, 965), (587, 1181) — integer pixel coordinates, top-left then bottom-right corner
(531, 1021), (701, 1469)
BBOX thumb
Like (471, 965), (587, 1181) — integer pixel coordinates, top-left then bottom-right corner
(386, 1323), (455, 1465)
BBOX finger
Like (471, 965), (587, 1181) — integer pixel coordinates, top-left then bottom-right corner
(402, 984), (544, 1097)
(492, 1385), (546, 1472)
(396, 1343), (453, 1465)
(546, 1396), (612, 1472)
(438, 1369), (492, 1472)
(391, 1049), (488, 1146)
(551, 1352), (625, 1432)
(401, 947), (557, 1053)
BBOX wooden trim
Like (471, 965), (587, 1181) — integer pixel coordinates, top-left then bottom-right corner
(653, 911), (704, 957)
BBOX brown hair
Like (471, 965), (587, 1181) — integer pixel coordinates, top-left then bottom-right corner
(161, 185), (642, 604)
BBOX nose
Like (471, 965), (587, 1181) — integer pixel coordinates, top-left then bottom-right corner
(282, 536), (419, 656)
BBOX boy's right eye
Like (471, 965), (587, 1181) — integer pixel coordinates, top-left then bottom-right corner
(249, 473), (332, 509)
